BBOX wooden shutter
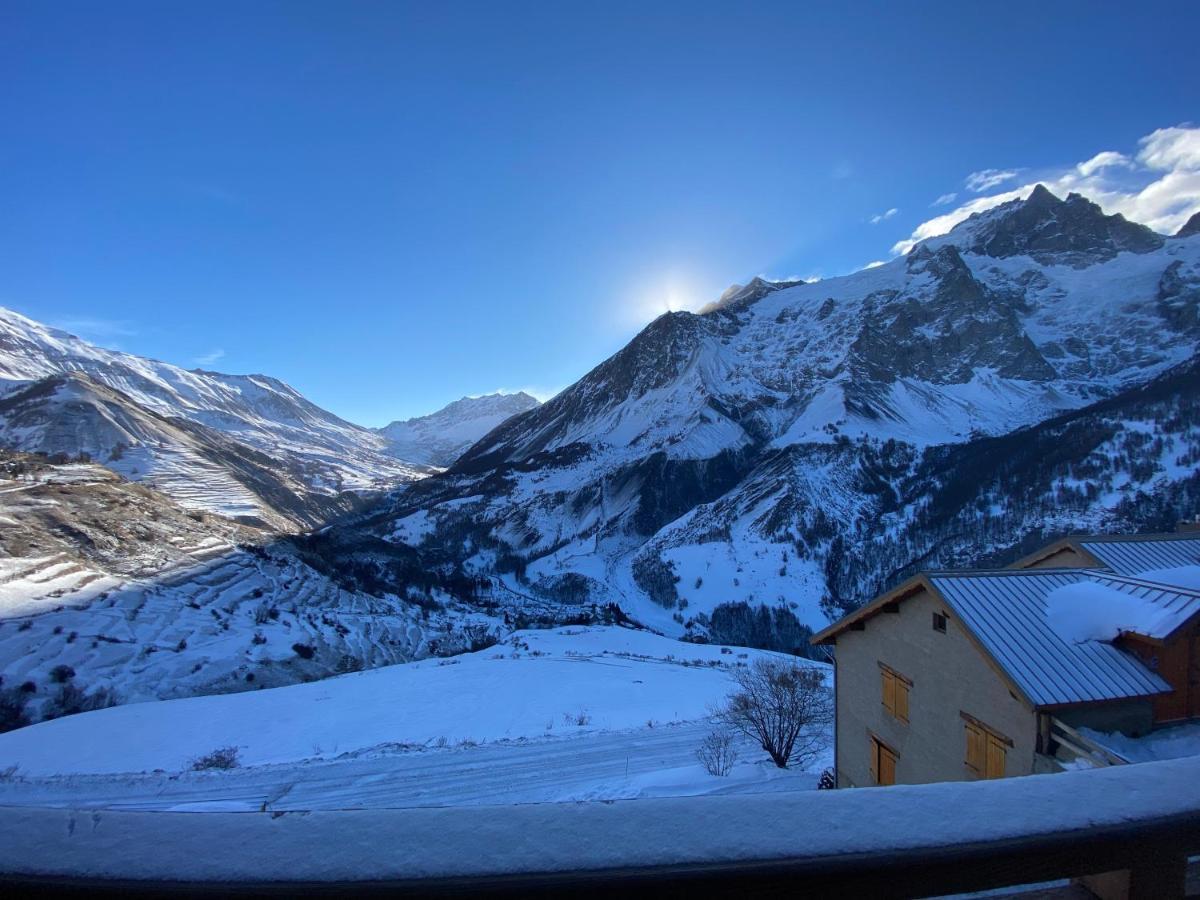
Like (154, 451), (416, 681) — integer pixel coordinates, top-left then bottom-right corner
(879, 746), (897, 786)
(965, 721), (986, 774)
(869, 737), (878, 783)
(985, 734), (1007, 779)
(881, 670), (896, 717)
(895, 680), (909, 723)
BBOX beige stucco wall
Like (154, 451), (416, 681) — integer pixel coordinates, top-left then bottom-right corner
(833, 586), (1038, 788)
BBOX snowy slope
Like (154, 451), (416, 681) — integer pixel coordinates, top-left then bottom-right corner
(0, 452), (489, 721)
(327, 187), (1200, 644)
(378, 392), (540, 467)
(0, 626), (823, 776)
(0, 307), (428, 523)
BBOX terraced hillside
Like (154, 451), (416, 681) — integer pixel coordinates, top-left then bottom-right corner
(0, 453), (498, 728)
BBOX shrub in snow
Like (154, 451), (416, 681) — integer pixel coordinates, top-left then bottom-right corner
(292, 643), (315, 660)
(43, 683), (119, 720)
(716, 658), (831, 769)
(49, 664), (75, 684)
(817, 768), (836, 790)
(564, 709), (592, 726)
(191, 746), (240, 771)
(0, 687), (30, 734)
(696, 728), (738, 777)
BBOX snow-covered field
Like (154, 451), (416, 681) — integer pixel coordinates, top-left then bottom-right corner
(0, 627), (831, 810)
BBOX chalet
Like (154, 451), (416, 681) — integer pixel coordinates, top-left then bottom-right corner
(811, 532), (1200, 788)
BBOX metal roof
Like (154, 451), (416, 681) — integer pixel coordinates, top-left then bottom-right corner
(929, 571), (1172, 708)
(1080, 535), (1200, 575)
(1086, 573), (1200, 639)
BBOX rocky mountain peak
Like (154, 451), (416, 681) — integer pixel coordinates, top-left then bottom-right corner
(953, 184), (1165, 265)
(1177, 211), (1200, 239)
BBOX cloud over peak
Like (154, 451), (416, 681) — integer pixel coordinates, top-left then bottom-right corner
(965, 168), (1019, 192)
(891, 124), (1200, 255)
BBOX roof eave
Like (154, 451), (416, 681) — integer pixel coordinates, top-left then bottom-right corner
(809, 574), (932, 645)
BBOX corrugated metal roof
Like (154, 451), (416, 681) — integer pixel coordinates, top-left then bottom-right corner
(1087, 573), (1200, 639)
(1080, 536), (1200, 575)
(929, 571), (1172, 707)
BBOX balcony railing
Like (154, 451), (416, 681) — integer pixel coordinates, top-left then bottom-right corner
(0, 755), (1197, 897)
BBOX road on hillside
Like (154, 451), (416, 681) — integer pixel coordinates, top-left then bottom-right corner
(0, 723), (822, 812)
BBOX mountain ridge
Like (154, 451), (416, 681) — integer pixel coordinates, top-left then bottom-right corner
(322, 184), (1200, 648)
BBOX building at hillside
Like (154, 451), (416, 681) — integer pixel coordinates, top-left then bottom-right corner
(811, 532), (1200, 788)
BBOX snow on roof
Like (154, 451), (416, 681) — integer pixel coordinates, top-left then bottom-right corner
(1078, 534), (1200, 575)
(1044, 575), (1200, 644)
(929, 571), (1171, 707)
(1086, 572), (1200, 638)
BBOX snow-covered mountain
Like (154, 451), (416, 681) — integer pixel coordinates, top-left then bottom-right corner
(0, 450), (500, 725)
(318, 186), (1200, 648)
(378, 392), (541, 468)
(0, 308), (429, 528)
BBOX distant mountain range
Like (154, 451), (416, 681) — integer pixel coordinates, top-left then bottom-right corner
(309, 188), (1200, 649)
(0, 310), (538, 529)
(377, 392), (541, 468)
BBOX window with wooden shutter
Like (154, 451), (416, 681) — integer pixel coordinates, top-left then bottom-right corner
(963, 713), (1010, 779)
(869, 736), (899, 786)
(965, 721), (986, 774)
(879, 664), (911, 724)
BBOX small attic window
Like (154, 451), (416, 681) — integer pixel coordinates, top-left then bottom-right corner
(933, 612), (948, 633)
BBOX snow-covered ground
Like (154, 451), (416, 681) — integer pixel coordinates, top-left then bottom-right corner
(1083, 720), (1200, 764)
(0, 721), (820, 812)
(0, 628), (830, 805)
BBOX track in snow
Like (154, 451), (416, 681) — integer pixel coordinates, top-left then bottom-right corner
(0, 722), (821, 812)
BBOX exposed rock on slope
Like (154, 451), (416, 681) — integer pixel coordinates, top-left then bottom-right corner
(0, 451), (496, 725)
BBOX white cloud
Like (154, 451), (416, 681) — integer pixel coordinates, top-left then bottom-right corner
(194, 348), (225, 366)
(1076, 150), (1132, 178)
(869, 207), (899, 225)
(965, 168), (1020, 192)
(891, 124), (1200, 256)
(932, 192), (958, 206)
(862, 260), (887, 270)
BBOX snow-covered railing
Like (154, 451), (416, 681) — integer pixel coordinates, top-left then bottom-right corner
(0, 757), (1197, 895)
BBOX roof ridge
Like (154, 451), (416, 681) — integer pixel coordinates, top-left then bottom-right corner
(1075, 532), (1200, 544)
(926, 566), (1102, 577)
(1089, 571), (1200, 599)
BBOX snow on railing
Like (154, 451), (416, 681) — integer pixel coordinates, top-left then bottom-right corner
(0, 756), (1196, 893)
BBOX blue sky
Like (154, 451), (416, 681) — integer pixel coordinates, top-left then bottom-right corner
(2, 1), (1197, 425)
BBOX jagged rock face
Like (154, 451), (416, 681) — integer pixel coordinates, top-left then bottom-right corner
(960, 184), (1164, 265)
(1177, 212), (1200, 239)
(846, 246), (1055, 395)
(378, 392), (540, 468)
(331, 187), (1200, 647)
(1158, 260), (1200, 332)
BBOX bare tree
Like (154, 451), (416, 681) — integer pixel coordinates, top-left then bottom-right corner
(696, 727), (738, 776)
(717, 658), (832, 769)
